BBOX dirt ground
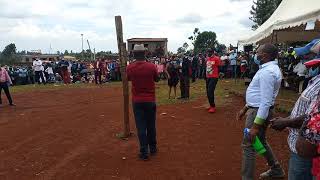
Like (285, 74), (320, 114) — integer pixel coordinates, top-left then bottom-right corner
(0, 85), (290, 180)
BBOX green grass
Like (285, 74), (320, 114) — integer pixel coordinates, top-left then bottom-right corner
(10, 79), (299, 113)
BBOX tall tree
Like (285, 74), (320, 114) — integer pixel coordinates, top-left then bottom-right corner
(188, 28), (200, 46)
(182, 42), (189, 50)
(1, 43), (17, 57)
(194, 31), (217, 53)
(177, 47), (186, 54)
(64, 50), (69, 55)
(0, 43), (20, 65)
(249, 0), (282, 30)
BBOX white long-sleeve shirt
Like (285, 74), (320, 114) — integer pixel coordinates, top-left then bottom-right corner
(293, 62), (307, 77)
(246, 61), (282, 124)
(33, 60), (43, 72)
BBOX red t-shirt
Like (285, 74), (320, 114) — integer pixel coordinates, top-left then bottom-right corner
(127, 61), (158, 103)
(206, 56), (221, 78)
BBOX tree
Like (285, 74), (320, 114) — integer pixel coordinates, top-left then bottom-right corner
(194, 31), (217, 53)
(250, 0), (282, 30)
(182, 42), (189, 50)
(177, 47), (186, 54)
(0, 43), (20, 65)
(64, 50), (69, 55)
(215, 42), (227, 54)
(188, 28), (200, 46)
(1, 43), (17, 57)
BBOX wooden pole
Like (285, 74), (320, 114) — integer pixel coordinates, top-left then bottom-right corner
(115, 16), (130, 138)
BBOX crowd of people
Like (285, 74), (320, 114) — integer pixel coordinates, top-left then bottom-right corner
(2, 58), (122, 86)
(1, 39), (320, 179)
(126, 40), (320, 180)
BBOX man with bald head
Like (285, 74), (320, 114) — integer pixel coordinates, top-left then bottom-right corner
(237, 44), (285, 179)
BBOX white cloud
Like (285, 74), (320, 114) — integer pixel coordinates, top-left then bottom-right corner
(0, 0), (254, 53)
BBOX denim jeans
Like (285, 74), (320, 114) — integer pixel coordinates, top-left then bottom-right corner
(288, 152), (312, 180)
(133, 102), (157, 155)
(241, 108), (279, 180)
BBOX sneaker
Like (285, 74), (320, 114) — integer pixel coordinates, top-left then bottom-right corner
(9, 103), (16, 106)
(208, 107), (216, 113)
(259, 167), (285, 179)
(139, 154), (149, 161)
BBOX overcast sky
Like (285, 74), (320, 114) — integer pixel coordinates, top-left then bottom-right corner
(0, 0), (254, 53)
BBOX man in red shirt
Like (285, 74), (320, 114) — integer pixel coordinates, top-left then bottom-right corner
(206, 49), (221, 113)
(127, 44), (159, 160)
(94, 58), (103, 84)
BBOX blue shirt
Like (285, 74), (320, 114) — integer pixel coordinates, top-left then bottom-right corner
(229, 53), (237, 66)
(246, 61), (282, 124)
(309, 67), (319, 78)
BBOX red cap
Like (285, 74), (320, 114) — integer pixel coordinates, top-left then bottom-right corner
(304, 59), (320, 68)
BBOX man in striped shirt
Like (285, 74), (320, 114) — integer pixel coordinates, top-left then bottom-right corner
(271, 73), (320, 180)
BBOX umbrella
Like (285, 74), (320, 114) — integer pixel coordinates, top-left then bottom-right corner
(310, 40), (320, 54)
(294, 39), (320, 56)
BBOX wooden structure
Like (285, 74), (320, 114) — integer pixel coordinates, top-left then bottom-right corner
(21, 54), (60, 63)
(127, 38), (168, 57)
(115, 16), (131, 138)
(257, 20), (320, 44)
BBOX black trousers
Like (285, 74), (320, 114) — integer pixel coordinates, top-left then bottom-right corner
(206, 78), (218, 107)
(133, 102), (157, 155)
(0, 82), (13, 104)
(180, 76), (190, 98)
(35, 71), (46, 84)
(192, 68), (198, 82)
(94, 71), (102, 84)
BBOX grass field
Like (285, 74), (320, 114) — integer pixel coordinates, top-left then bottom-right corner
(9, 79), (299, 113)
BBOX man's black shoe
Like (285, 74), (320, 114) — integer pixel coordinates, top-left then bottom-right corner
(139, 154), (149, 161)
(9, 103), (16, 106)
(150, 148), (158, 156)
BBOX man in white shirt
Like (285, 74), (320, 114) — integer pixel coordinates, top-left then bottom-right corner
(220, 54), (228, 76)
(292, 60), (307, 93)
(237, 44), (285, 179)
(229, 51), (237, 78)
(32, 58), (46, 85)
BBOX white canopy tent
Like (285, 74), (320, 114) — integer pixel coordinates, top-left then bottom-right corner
(239, 0), (320, 45)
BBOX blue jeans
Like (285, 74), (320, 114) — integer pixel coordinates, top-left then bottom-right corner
(288, 152), (312, 180)
(133, 102), (157, 155)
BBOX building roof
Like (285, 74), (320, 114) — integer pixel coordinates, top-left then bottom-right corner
(22, 54), (60, 58)
(127, 38), (168, 42)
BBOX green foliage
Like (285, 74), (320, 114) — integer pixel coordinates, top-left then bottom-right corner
(188, 28), (200, 46)
(177, 47), (186, 54)
(194, 31), (217, 53)
(250, 0), (282, 30)
(0, 43), (21, 65)
(2, 43), (16, 56)
(177, 42), (189, 54)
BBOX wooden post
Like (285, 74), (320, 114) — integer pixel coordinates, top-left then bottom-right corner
(115, 16), (131, 138)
